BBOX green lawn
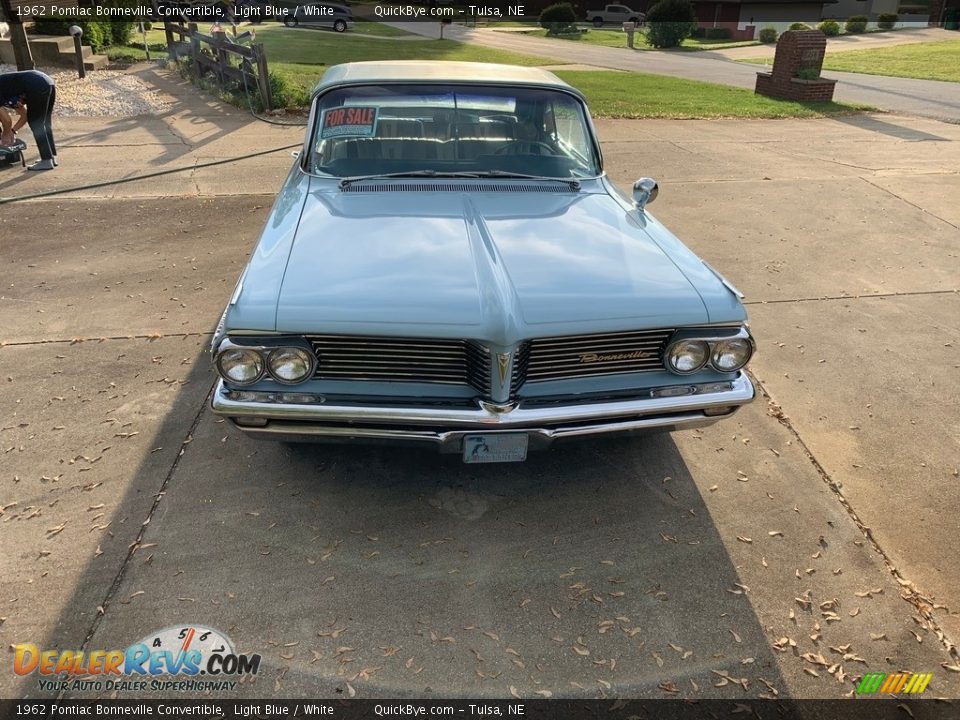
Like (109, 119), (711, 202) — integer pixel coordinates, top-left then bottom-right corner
(556, 70), (871, 118)
(102, 21), (411, 62)
(254, 24), (555, 67)
(498, 27), (761, 52)
(140, 21), (869, 118)
(819, 40), (960, 83)
(740, 40), (960, 84)
(254, 25), (562, 104)
(350, 20), (415, 37)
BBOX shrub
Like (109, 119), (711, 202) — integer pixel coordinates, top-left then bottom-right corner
(108, 21), (134, 47)
(789, 22), (812, 30)
(539, 2), (578, 35)
(818, 19), (841, 36)
(845, 15), (868, 33)
(877, 13), (898, 29)
(645, 0), (697, 48)
(758, 26), (778, 43)
(32, 17), (134, 52)
(704, 27), (731, 39)
(268, 71), (310, 110)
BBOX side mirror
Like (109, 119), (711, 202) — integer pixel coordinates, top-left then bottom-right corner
(632, 177), (658, 210)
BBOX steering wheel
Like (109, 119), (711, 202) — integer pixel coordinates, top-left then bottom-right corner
(493, 140), (555, 156)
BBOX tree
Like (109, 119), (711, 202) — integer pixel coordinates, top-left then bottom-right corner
(539, 2), (578, 36)
(645, 0), (697, 49)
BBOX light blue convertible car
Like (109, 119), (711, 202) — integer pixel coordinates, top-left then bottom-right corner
(211, 61), (755, 463)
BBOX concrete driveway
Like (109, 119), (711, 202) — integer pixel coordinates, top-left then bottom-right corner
(390, 23), (960, 122)
(1, 70), (959, 701)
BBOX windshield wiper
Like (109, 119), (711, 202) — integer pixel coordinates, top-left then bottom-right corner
(338, 170), (580, 190)
(339, 170), (475, 188)
(467, 170), (581, 189)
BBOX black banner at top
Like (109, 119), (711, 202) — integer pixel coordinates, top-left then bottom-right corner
(2, 1), (546, 24)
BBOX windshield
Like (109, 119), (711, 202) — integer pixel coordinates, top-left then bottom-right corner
(309, 84), (601, 179)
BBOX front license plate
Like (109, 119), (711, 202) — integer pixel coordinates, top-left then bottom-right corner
(463, 433), (528, 464)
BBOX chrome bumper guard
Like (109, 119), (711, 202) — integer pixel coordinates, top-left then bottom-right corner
(211, 373), (755, 450)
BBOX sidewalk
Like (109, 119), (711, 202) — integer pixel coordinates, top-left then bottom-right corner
(390, 22), (960, 121)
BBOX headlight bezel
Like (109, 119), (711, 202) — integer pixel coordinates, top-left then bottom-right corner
(214, 338), (316, 387)
(711, 337), (754, 373)
(665, 339), (711, 375)
(215, 347), (265, 387)
(266, 346), (316, 385)
(664, 326), (754, 376)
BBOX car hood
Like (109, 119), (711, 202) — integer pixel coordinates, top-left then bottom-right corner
(271, 183), (713, 344)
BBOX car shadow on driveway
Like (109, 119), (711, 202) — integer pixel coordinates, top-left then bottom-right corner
(53, 401), (790, 698)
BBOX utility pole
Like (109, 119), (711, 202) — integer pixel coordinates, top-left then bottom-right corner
(0, 0), (36, 70)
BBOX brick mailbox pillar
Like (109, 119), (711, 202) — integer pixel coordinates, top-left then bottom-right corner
(755, 30), (837, 102)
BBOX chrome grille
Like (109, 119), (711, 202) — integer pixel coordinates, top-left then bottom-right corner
(511, 342), (531, 395)
(523, 329), (674, 384)
(307, 335), (490, 394)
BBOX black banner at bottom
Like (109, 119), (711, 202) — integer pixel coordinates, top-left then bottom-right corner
(0, 698), (957, 720)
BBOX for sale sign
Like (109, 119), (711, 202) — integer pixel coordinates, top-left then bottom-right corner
(320, 107), (379, 138)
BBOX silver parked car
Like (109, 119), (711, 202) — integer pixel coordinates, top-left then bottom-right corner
(283, 3), (353, 32)
(211, 61), (755, 463)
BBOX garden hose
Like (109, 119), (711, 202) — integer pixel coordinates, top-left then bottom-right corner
(0, 142), (301, 205)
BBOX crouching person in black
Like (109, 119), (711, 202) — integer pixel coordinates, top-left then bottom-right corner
(0, 70), (58, 171)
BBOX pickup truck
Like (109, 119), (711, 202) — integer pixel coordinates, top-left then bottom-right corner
(586, 4), (644, 27)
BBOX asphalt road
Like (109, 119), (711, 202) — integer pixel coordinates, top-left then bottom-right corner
(390, 23), (960, 122)
(1, 70), (958, 701)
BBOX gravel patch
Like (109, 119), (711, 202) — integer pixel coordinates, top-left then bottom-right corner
(1, 63), (174, 117)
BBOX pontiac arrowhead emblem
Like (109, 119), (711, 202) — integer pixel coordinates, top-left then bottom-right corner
(497, 353), (511, 385)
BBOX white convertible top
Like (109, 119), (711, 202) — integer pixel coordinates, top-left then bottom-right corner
(312, 61), (584, 99)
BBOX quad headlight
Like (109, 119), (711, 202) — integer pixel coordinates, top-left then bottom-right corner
(665, 328), (754, 375)
(216, 348), (264, 386)
(267, 347), (315, 384)
(711, 338), (753, 372)
(665, 339), (710, 374)
(215, 341), (315, 386)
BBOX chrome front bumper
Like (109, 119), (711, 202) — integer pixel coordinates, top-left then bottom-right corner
(211, 373), (755, 450)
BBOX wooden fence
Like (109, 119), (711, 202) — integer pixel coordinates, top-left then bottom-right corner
(163, 21), (273, 111)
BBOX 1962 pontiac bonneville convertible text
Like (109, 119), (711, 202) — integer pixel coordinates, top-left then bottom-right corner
(211, 61), (756, 463)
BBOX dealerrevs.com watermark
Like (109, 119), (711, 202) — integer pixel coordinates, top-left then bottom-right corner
(12, 624), (260, 694)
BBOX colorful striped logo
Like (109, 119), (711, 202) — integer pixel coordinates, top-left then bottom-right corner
(856, 672), (932, 694)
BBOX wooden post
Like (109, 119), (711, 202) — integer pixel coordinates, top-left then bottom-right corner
(188, 22), (200, 82)
(0, 0), (35, 71)
(253, 43), (272, 112)
(212, 27), (228, 88)
(164, 21), (175, 59)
